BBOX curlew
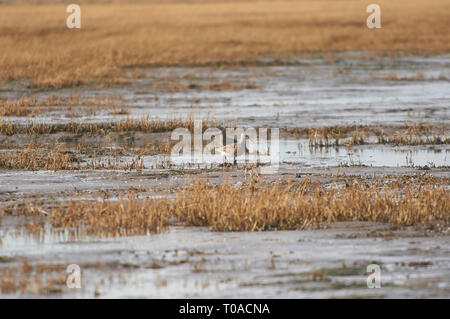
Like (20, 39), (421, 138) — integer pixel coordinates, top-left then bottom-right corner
(216, 132), (248, 164)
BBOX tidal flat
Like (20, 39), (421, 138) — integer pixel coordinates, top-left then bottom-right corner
(0, 52), (449, 298)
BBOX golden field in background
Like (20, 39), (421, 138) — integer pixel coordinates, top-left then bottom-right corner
(0, 0), (449, 88)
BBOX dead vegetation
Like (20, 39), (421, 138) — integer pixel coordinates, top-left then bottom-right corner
(0, 94), (123, 116)
(376, 123), (449, 146)
(0, 260), (67, 295)
(136, 141), (173, 156)
(1, 117), (446, 147)
(0, 143), (145, 170)
(172, 178), (449, 232)
(0, 0), (449, 88)
(151, 77), (259, 92)
(0, 114), (214, 135)
(0, 122), (446, 171)
(4, 177), (448, 237)
(382, 73), (426, 82)
(12, 193), (171, 237)
(0, 144), (78, 170)
(301, 123), (449, 147)
(379, 73), (449, 82)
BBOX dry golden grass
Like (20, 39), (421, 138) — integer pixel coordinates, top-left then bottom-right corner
(379, 73), (449, 82)
(0, 114), (211, 135)
(0, 143), (146, 170)
(0, 144), (77, 170)
(137, 141), (174, 156)
(1, 0), (449, 88)
(1, 113), (446, 147)
(0, 260), (66, 295)
(308, 126), (370, 147)
(377, 123), (450, 146)
(0, 94), (123, 116)
(29, 194), (171, 237)
(172, 178), (449, 231)
(8, 177), (449, 237)
(0, 96), (42, 116)
(305, 123), (449, 147)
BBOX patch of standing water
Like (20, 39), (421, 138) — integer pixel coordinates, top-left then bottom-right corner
(1, 224), (449, 298)
(126, 140), (449, 169)
(278, 140), (449, 168)
(85, 139), (449, 169)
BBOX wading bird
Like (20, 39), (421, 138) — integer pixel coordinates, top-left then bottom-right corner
(216, 132), (248, 165)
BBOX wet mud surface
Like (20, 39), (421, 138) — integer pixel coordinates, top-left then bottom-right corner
(0, 54), (449, 298)
(1, 221), (448, 298)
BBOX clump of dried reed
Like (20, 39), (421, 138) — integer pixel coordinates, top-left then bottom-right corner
(0, 144), (77, 170)
(308, 126), (351, 148)
(49, 195), (170, 237)
(375, 123), (449, 146)
(307, 125), (370, 147)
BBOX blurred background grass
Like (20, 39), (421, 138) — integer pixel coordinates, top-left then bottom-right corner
(0, 0), (449, 88)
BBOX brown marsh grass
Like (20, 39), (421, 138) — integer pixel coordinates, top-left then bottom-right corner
(0, 114), (213, 135)
(304, 123), (449, 147)
(7, 178), (449, 237)
(377, 123), (450, 146)
(1, 117), (446, 147)
(0, 94), (123, 116)
(151, 77), (259, 92)
(137, 141), (174, 156)
(0, 144), (77, 170)
(21, 194), (172, 237)
(380, 73), (450, 82)
(172, 179), (449, 232)
(0, 260), (67, 295)
(382, 73), (426, 82)
(0, 143), (145, 170)
(0, 0), (449, 88)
